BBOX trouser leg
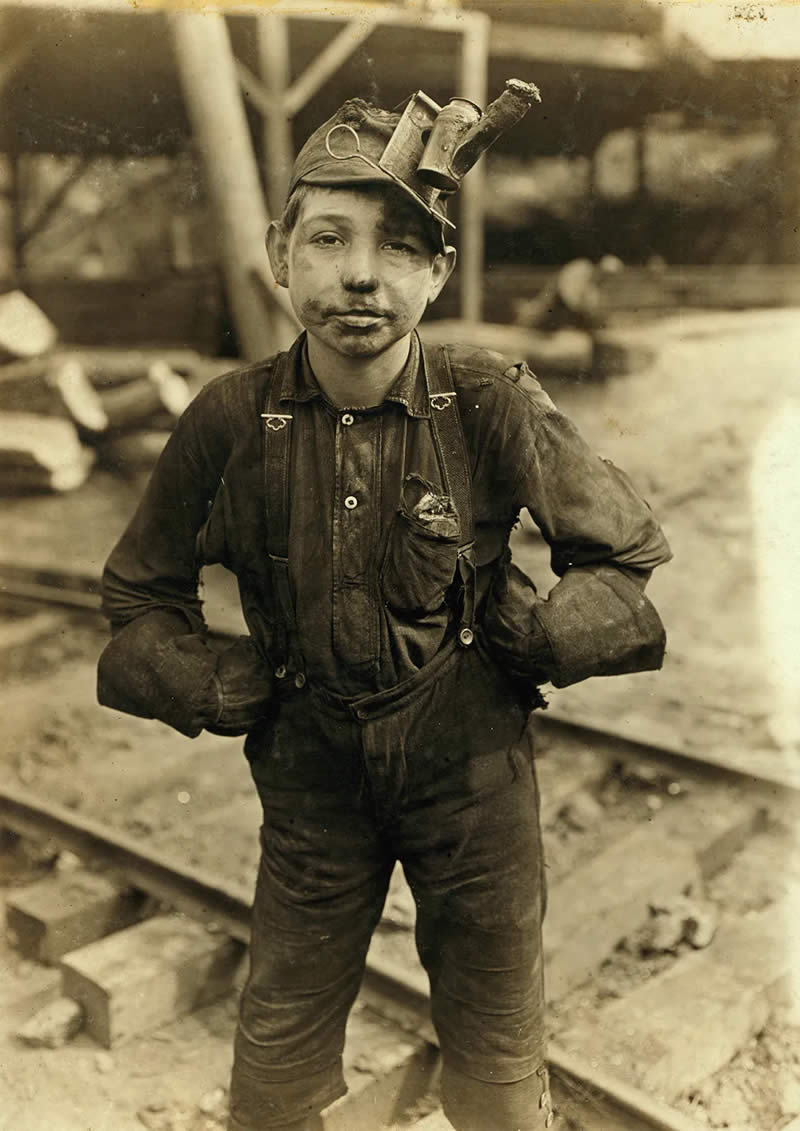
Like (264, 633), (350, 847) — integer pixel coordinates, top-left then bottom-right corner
(229, 706), (393, 1131)
(374, 642), (548, 1130)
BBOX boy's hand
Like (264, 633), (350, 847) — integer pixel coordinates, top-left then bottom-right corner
(207, 636), (274, 737)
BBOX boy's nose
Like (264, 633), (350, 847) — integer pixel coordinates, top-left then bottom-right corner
(340, 245), (379, 292)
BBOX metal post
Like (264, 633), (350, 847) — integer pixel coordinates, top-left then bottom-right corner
(458, 13), (490, 324)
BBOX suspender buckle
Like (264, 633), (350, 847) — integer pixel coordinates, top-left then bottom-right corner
(261, 412), (293, 431)
(430, 392), (456, 411)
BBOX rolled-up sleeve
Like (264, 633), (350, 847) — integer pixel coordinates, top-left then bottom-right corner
(487, 366), (672, 689)
(98, 383), (231, 736)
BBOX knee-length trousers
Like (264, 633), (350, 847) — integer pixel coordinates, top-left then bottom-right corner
(228, 638), (551, 1131)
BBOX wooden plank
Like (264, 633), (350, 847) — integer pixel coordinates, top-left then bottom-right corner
(60, 912), (245, 1047)
(0, 891), (62, 1029)
(558, 893), (798, 1102)
(0, 289), (57, 360)
(6, 869), (147, 963)
(0, 412), (94, 493)
(544, 793), (763, 1001)
(489, 21), (660, 71)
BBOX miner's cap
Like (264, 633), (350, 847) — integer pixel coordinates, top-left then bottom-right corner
(287, 82), (541, 254)
(288, 97), (451, 251)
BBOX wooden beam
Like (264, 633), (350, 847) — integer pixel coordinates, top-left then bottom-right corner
(458, 13), (490, 324)
(257, 13), (292, 218)
(268, 2), (482, 36)
(775, 98), (800, 263)
(283, 18), (376, 118)
(490, 22), (659, 72)
(0, 32), (33, 283)
(19, 156), (93, 248)
(169, 11), (298, 359)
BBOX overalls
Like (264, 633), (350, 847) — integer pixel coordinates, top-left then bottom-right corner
(228, 345), (553, 1131)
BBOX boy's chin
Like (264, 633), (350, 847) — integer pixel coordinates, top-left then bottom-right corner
(310, 325), (407, 360)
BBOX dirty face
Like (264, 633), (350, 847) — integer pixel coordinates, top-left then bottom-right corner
(267, 185), (455, 361)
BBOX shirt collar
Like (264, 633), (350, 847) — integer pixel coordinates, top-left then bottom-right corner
(279, 332), (429, 418)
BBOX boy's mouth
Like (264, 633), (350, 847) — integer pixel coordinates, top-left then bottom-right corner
(329, 308), (387, 329)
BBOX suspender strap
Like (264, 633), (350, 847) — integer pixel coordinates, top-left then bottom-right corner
(420, 340), (477, 647)
(262, 345), (304, 680)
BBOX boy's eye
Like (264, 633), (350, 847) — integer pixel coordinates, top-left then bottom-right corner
(383, 240), (418, 254)
(311, 233), (343, 247)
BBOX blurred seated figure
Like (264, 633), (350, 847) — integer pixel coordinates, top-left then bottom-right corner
(515, 255), (623, 334)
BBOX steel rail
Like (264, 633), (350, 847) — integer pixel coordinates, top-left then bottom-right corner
(0, 784), (705, 1131)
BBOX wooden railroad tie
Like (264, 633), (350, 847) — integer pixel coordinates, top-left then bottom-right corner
(59, 912), (245, 1048)
(5, 868), (148, 965)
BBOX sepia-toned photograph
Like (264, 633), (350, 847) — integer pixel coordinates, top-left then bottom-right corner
(0, 2), (798, 1129)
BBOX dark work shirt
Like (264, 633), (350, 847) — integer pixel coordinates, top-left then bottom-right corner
(100, 333), (671, 726)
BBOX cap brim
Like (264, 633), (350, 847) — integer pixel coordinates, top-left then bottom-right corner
(298, 156), (394, 188)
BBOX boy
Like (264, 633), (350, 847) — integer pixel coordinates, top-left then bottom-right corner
(98, 90), (671, 1131)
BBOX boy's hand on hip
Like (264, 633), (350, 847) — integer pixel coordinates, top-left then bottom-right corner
(208, 636), (275, 737)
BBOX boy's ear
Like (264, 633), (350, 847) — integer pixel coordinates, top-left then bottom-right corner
(427, 245), (457, 306)
(266, 221), (289, 289)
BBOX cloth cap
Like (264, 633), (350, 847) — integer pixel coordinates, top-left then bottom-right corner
(288, 97), (451, 251)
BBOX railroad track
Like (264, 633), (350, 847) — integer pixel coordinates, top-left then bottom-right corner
(1, 574), (798, 1131)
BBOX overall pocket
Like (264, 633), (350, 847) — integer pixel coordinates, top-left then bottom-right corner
(381, 474), (461, 616)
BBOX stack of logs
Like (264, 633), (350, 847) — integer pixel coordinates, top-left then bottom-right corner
(0, 290), (225, 493)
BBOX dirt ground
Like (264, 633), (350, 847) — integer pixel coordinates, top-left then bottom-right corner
(2, 307), (800, 1129)
(512, 307), (800, 772)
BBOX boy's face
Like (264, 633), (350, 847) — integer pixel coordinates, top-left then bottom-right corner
(267, 185), (455, 361)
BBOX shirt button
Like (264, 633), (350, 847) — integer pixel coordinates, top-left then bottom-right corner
(344, 495), (358, 510)
(341, 412), (354, 425)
